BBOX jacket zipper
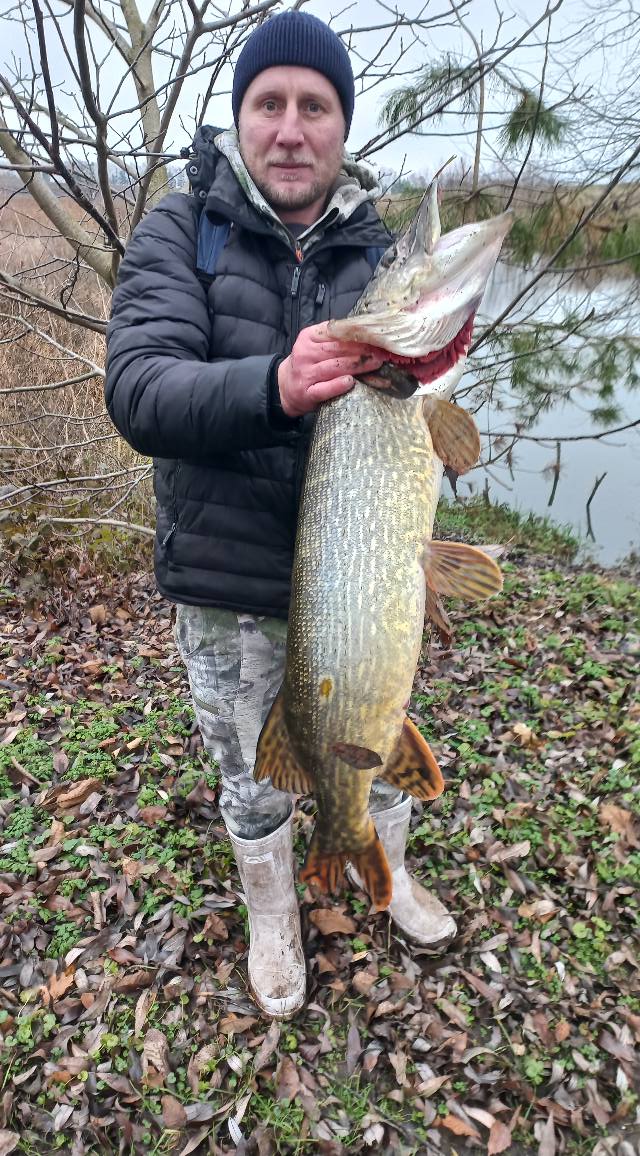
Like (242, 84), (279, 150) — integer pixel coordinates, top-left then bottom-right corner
(162, 463), (181, 551)
(290, 244), (308, 513)
(290, 245), (303, 339)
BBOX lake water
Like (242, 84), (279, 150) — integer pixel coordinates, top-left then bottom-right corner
(460, 263), (640, 565)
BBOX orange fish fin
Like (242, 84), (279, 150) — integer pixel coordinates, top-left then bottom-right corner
(426, 587), (453, 647)
(381, 716), (444, 801)
(422, 539), (503, 601)
(300, 825), (392, 910)
(254, 689), (315, 794)
(350, 824), (393, 910)
(422, 397), (480, 474)
(299, 833), (347, 894)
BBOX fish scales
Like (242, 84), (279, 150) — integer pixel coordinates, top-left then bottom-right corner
(254, 181), (512, 905)
(288, 385), (437, 761)
(283, 384), (439, 868)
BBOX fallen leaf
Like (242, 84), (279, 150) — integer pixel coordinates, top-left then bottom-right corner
(135, 987), (156, 1036)
(346, 1017), (361, 1076)
(187, 1044), (218, 1094)
(142, 1028), (170, 1085)
(363, 1122), (384, 1145)
(138, 805), (168, 824)
(488, 840), (531, 863)
(511, 722), (542, 749)
(537, 1114), (556, 1156)
(488, 1121), (513, 1154)
(275, 1056), (301, 1102)
(599, 803), (640, 847)
(554, 1020), (571, 1043)
(162, 1094), (187, 1129)
(439, 1114), (481, 1140)
(0, 1131), (19, 1156)
(47, 778), (102, 811)
(203, 912), (228, 941)
(388, 1049), (408, 1086)
(48, 968), (75, 1000)
(219, 1014), (258, 1036)
(176, 1126), (211, 1156)
(517, 899), (558, 921)
(309, 909), (356, 935)
(416, 1075), (449, 1097)
(465, 1106), (495, 1128)
(52, 750), (69, 775)
(0, 726), (22, 747)
(253, 1022), (281, 1073)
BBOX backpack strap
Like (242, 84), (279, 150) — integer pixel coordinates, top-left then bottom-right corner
(195, 221), (386, 289)
(365, 245), (387, 272)
(196, 211), (230, 288)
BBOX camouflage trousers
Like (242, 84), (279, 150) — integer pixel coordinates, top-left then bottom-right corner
(175, 605), (402, 840)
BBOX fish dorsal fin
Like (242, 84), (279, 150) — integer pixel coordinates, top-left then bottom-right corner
(254, 689), (315, 794)
(422, 540), (503, 601)
(422, 397), (480, 474)
(381, 716), (444, 801)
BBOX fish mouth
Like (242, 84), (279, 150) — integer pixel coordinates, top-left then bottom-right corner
(368, 311), (475, 386)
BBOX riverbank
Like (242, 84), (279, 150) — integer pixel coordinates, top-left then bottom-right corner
(0, 509), (638, 1155)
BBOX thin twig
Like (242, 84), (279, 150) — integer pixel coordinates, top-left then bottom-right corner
(546, 440), (561, 507)
(586, 473), (607, 542)
(37, 515), (155, 537)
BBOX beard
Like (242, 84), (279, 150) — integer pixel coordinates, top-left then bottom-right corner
(254, 171), (331, 212)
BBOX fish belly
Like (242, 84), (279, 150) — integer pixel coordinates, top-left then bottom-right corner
(287, 385), (440, 786)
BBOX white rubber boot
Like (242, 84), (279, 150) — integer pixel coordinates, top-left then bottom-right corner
(350, 796), (457, 948)
(228, 814), (306, 1018)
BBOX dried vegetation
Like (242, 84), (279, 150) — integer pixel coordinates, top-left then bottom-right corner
(0, 529), (638, 1156)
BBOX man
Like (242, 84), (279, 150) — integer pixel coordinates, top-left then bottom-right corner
(106, 10), (456, 1020)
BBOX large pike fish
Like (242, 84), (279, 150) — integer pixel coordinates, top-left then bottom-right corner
(255, 183), (512, 908)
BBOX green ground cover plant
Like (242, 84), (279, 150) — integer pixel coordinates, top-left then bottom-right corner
(0, 506), (638, 1155)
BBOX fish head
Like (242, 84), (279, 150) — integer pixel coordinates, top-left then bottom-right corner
(329, 179), (513, 394)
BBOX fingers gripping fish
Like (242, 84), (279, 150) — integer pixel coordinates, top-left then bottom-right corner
(254, 181), (513, 908)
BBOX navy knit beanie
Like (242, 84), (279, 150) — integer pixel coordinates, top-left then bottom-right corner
(232, 11), (355, 137)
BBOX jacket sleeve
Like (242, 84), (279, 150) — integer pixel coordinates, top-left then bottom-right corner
(105, 193), (298, 461)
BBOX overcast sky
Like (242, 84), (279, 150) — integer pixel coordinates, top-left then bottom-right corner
(0, 0), (614, 181)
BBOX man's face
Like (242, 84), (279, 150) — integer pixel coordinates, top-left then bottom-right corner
(238, 66), (346, 226)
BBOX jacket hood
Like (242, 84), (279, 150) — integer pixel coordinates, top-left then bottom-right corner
(213, 128), (382, 251)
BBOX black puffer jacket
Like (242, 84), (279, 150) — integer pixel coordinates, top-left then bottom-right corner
(106, 144), (391, 617)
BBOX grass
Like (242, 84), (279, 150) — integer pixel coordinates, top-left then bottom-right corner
(1, 506), (638, 1153)
(434, 494), (581, 560)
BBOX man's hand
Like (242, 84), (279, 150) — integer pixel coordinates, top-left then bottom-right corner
(277, 323), (385, 418)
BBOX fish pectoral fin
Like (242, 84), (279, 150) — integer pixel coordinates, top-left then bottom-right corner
(254, 689), (315, 794)
(422, 539), (503, 601)
(422, 396), (480, 474)
(426, 587), (453, 647)
(381, 716), (444, 801)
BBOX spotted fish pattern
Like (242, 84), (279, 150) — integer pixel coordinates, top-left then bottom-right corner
(175, 605), (401, 840)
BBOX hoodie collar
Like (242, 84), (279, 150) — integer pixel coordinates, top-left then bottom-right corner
(214, 127), (381, 254)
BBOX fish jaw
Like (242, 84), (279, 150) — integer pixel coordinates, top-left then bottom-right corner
(328, 181), (512, 384)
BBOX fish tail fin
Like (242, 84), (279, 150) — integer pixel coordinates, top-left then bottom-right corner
(300, 823), (392, 912)
(350, 823), (393, 911)
(300, 833), (348, 895)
